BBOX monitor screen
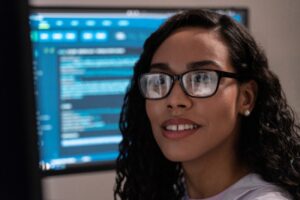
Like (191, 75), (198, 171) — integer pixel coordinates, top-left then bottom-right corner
(29, 7), (248, 175)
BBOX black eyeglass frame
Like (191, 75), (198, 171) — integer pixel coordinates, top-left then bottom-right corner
(138, 69), (243, 100)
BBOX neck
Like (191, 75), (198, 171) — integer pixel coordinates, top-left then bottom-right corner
(182, 141), (249, 199)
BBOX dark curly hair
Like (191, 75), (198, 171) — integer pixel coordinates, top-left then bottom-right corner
(114, 9), (300, 200)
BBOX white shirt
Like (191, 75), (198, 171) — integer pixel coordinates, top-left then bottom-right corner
(184, 173), (292, 200)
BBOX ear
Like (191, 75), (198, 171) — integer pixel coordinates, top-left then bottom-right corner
(238, 80), (258, 116)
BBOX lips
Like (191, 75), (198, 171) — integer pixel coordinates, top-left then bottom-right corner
(161, 118), (201, 139)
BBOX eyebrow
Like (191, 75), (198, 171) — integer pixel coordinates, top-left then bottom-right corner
(187, 60), (221, 69)
(149, 60), (221, 71)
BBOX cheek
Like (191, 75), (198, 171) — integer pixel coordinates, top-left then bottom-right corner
(207, 87), (239, 132)
(145, 100), (167, 145)
(146, 100), (161, 127)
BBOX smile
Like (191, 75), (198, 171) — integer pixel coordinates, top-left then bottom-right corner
(164, 124), (199, 131)
(161, 118), (202, 139)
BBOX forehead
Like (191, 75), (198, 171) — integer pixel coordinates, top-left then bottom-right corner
(151, 27), (232, 73)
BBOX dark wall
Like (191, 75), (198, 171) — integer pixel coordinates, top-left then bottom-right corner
(0, 1), (42, 200)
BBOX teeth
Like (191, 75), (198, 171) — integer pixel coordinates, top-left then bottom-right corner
(168, 125), (177, 131)
(165, 124), (198, 131)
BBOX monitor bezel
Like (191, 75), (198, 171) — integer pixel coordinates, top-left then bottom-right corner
(30, 6), (249, 177)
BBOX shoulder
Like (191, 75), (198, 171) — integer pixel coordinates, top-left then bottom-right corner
(240, 187), (292, 200)
(223, 173), (293, 200)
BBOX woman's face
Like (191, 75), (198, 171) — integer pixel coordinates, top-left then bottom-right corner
(146, 27), (247, 163)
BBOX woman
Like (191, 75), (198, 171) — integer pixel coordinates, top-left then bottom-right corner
(114, 9), (300, 200)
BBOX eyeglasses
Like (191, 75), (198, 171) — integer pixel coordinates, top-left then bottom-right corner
(138, 69), (241, 100)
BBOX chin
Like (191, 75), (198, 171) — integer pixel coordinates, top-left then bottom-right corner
(161, 149), (199, 162)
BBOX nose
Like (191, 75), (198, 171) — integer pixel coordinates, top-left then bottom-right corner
(166, 81), (192, 111)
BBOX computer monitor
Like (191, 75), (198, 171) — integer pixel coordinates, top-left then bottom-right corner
(29, 7), (248, 175)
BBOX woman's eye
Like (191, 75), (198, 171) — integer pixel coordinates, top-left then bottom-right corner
(200, 73), (211, 82)
(193, 73), (205, 82)
(193, 74), (201, 82)
(154, 75), (166, 86)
